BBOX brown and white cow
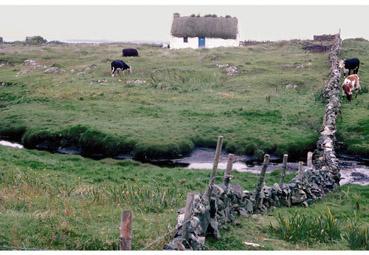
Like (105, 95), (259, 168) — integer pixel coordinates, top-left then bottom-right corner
(342, 74), (361, 101)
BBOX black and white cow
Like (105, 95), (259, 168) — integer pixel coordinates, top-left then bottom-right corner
(111, 60), (131, 77)
(339, 58), (360, 76)
(122, 48), (139, 57)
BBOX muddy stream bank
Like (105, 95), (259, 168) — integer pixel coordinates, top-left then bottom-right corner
(1, 140), (368, 186)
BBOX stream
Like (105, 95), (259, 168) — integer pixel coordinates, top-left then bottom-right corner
(1, 140), (369, 186)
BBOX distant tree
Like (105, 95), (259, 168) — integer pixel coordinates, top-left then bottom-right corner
(25, 36), (47, 45)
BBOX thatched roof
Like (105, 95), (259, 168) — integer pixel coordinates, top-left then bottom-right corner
(171, 15), (238, 40)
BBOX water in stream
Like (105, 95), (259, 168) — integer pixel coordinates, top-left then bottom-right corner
(1, 140), (369, 186)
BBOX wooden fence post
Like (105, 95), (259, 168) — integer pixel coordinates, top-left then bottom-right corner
(183, 192), (195, 242)
(223, 154), (234, 189)
(298, 161), (304, 178)
(223, 153), (234, 224)
(119, 210), (133, 250)
(255, 154), (270, 210)
(210, 136), (224, 185)
(205, 136), (224, 199)
(307, 151), (313, 168)
(280, 154), (288, 185)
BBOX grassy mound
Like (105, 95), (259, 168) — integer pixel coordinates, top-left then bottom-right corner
(0, 41), (328, 159)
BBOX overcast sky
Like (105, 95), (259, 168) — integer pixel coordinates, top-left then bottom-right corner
(1, 6), (369, 42)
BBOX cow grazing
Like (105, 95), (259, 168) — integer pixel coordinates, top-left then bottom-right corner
(111, 60), (131, 77)
(339, 58), (360, 76)
(342, 74), (361, 101)
(122, 48), (139, 57)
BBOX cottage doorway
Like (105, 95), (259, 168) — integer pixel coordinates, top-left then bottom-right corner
(198, 37), (205, 48)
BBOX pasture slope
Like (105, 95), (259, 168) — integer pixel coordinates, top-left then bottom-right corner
(0, 38), (369, 250)
(0, 40), (328, 160)
(1, 145), (369, 250)
(338, 39), (369, 157)
(162, 34), (366, 250)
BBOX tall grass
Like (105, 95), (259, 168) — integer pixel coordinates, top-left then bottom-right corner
(270, 208), (342, 244)
(1, 166), (181, 213)
(0, 146), (295, 250)
(346, 218), (369, 250)
(270, 206), (369, 249)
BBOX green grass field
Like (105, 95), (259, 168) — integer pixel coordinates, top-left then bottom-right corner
(2, 39), (369, 250)
(0, 41), (328, 159)
(338, 39), (369, 157)
(0, 145), (294, 250)
(1, 146), (368, 250)
(206, 184), (369, 250)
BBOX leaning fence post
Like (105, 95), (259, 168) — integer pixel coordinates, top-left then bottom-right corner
(255, 154), (270, 210)
(307, 151), (313, 168)
(210, 136), (224, 185)
(119, 210), (133, 250)
(205, 136), (224, 198)
(280, 154), (288, 185)
(223, 154), (234, 190)
(183, 192), (195, 242)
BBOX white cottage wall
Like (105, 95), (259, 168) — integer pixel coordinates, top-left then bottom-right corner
(170, 36), (239, 49)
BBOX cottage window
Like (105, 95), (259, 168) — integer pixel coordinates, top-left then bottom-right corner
(183, 37), (188, 43)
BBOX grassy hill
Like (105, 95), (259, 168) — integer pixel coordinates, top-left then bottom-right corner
(2, 39), (369, 250)
(0, 41), (328, 160)
(338, 39), (369, 157)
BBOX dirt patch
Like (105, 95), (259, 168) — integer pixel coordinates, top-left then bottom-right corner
(126, 79), (146, 85)
(16, 59), (65, 76)
(16, 59), (46, 76)
(44, 67), (65, 74)
(216, 63), (239, 76)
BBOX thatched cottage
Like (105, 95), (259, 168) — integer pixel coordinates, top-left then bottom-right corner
(170, 14), (239, 49)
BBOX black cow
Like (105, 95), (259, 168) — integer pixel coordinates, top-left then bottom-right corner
(122, 48), (139, 57)
(339, 58), (360, 76)
(111, 60), (131, 77)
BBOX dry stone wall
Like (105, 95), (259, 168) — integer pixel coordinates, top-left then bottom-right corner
(164, 34), (342, 250)
(314, 34), (342, 183)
